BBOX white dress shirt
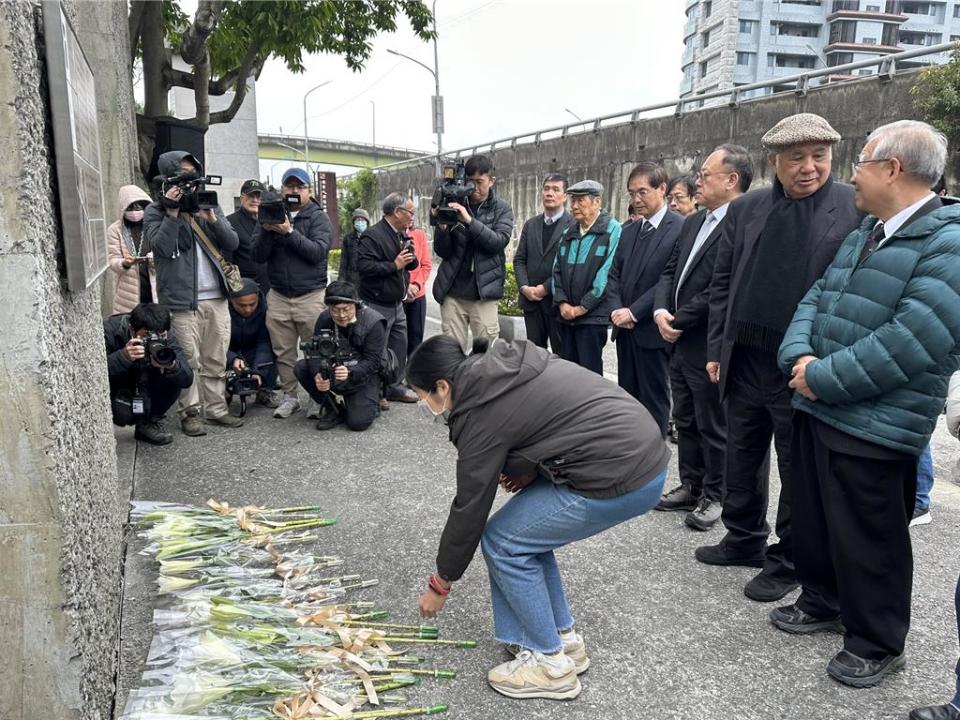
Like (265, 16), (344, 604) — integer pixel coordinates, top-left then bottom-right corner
(876, 192), (936, 249)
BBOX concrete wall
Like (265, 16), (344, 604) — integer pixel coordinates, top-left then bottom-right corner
(0, 1), (135, 718)
(376, 69), (945, 251)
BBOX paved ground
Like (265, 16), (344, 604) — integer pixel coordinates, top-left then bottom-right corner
(114, 311), (960, 720)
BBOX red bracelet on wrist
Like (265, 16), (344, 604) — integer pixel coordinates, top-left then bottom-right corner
(427, 574), (450, 597)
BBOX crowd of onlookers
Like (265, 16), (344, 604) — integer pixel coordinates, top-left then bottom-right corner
(102, 114), (960, 718)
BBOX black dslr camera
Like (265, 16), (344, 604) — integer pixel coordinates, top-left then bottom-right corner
(226, 366), (259, 416)
(259, 186), (302, 226)
(430, 160), (476, 226)
(143, 332), (176, 367)
(160, 171), (223, 213)
(300, 329), (343, 381)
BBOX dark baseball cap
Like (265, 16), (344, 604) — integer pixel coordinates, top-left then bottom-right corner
(240, 179), (265, 195)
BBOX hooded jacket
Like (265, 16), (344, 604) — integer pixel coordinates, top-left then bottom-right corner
(227, 278), (272, 367)
(779, 198), (960, 454)
(552, 210), (622, 325)
(143, 151), (240, 311)
(436, 340), (670, 581)
(253, 199), (333, 297)
(432, 189), (515, 303)
(107, 184), (156, 314)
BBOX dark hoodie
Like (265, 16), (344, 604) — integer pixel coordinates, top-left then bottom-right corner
(436, 340), (670, 581)
(143, 151), (240, 310)
(227, 278), (272, 367)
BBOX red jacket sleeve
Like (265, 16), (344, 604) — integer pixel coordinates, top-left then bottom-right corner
(408, 228), (432, 299)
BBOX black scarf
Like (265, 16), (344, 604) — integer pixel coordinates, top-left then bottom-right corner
(733, 176), (834, 354)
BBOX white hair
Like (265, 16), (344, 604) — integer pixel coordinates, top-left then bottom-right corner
(866, 120), (947, 186)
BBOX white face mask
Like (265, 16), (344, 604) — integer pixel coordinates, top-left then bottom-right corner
(418, 391), (450, 424)
(124, 209), (145, 223)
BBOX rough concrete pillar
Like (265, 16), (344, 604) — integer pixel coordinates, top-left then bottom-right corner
(0, 2), (137, 718)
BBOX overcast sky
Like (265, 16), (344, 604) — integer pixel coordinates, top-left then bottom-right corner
(255, 0), (686, 178)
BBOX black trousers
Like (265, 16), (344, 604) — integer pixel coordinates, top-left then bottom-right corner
(721, 345), (793, 581)
(404, 295), (427, 358)
(792, 412), (916, 659)
(671, 353), (726, 501)
(294, 360), (379, 431)
(557, 323), (607, 375)
(616, 337), (670, 436)
(366, 300), (408, 398)
(110, 371), (183, 426)
(523, 301), (562, 355)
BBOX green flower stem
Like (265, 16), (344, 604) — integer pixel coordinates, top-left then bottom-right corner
(380, 637), (476, 648)
(346, 706), (448, 719)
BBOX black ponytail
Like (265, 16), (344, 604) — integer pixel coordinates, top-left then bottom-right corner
(407, 335), (487, 391)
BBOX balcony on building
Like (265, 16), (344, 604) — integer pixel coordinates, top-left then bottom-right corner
(769, 21), (825, 50)
(825, 18), (903, 52)
(900, 1), (947, 24)
(827, 0), (908, 21)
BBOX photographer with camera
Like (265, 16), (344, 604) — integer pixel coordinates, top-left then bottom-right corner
(293, 281), (387, 432)
(104, 303), (193, 445)
(357, 192), (420, 404)
(432, 155), (515, 351)
(227, 278), (282, 410)
(143, 151), (242, 437)
(253, 168), (334, 420)
(226, 179), (270, 294)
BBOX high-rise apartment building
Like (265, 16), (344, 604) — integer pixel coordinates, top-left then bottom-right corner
(681, 0), (959, 103)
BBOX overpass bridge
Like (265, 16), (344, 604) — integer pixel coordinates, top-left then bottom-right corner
(258, 133), (430, 168)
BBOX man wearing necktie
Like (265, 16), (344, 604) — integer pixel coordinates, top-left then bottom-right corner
(777, 120), (960, 691)
(652, 145), (753, 531)
(607, 162), (684, 436)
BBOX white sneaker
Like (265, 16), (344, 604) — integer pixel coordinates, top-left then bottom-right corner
(909, 507), (932, 527)
(305, 398), (322, 419)
(273, 395), (301, 419)
(506, 631), (590, 675)
(488, 650), (580, 700)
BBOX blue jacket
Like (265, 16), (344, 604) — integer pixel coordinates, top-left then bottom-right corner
(552, 211), (622, 325)
(778, 197), (960, 454)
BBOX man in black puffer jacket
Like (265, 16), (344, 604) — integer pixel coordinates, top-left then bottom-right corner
(432, 154), (514, 351)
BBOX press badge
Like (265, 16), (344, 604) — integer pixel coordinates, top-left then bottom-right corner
(131, 396), (146, 415)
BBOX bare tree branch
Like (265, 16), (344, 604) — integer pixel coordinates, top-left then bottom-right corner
(140, 1), (170, 118)
(168, 67), (238, 96)
(179, 0), (224, 65)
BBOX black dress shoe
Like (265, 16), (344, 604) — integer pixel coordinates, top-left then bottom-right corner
(744, 571), (800, 602)
(910, 703), (960, 720)
(695, 542), (764, 568)
(769, 603), (844, 634)
(656, 484), (700, 512)
(826, 649), (905, 688)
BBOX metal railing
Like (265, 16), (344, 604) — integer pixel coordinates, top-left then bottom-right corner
(360, 41), (956, 175)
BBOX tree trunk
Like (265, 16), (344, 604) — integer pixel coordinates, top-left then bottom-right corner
(140, 1), (169, 118)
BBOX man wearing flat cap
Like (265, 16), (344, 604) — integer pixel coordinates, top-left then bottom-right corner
(551, 180), (622, 374)
(696, 113), (861, 605)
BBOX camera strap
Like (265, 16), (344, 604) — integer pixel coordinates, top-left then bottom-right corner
(188, 216), (245, 294)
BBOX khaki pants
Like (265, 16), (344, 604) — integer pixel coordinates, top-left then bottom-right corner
(170, 299), (230, 419)
(440, 296), (499, 352)
(266, 288), (326, 394)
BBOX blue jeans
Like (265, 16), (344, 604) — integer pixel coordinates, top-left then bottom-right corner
(917, 444), (934, 512)
(480, 467), (667, 654)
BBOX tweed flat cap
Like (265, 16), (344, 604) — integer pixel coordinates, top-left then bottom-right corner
(567, 180), (603, 196)
(762, 113), (841, 151)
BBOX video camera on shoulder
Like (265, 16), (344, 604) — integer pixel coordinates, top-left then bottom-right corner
(142, 332), (176, 367)
(259, 186), (302, 226)
(300, 328), (344, 381)
(430, 160), (475, 226)
(160, 170), (222, 214)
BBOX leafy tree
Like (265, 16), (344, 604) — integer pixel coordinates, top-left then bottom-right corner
(911, 48), (960, 146)
(337, 168), (378, 235)
(129, 0), (434, 181)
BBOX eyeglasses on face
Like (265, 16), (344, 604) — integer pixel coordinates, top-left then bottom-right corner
(851, 158), (893, 174)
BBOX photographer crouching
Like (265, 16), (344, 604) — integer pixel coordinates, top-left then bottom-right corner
(293, 281), (387, 432)
(226, 278), (282, 412)
(105, 303), (193, 445)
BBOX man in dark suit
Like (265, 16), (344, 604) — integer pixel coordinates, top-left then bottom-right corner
(607, 162), (683, 435)
(514, 174), (574, 353)
(697, 113), (862, 604)
(652, 144), (753, 531)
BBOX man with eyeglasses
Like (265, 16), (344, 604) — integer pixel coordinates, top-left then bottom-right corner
(607, 162), (683, 435)
(432, 154), (515, 351)
(777, 120), (960, 691)
(357, 192), (420, 404)
(696, 113), (861, 606)
(253, 167), (334, 419)
(293, 281), (387, 432)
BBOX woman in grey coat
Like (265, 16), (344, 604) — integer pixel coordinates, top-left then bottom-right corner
(407, 336), (670, 701)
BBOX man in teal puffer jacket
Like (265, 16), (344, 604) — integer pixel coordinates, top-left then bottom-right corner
(775, 120), (960, 690)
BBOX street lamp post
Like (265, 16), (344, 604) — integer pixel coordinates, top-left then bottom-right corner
(388, 0), (442, 174)
(303, 80), (333, 179)
(370, 99), (377, 167)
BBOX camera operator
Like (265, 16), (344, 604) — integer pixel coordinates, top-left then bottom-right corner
(226, 179), (270, 294)
(143, 151), (242, 437)
(432, 154), (515, 351)
(227, 278), (282, 408)
(104, 303), (193, 445)
(357, 192), (420, 404)
(253, 167), (334, 420)
(293, 281), (387, 432)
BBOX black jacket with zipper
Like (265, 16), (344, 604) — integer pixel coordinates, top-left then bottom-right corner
(357, 218), (419, 305)
(252, 199), (333, 297)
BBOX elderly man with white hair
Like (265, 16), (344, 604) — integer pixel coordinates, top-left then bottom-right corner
(776, 120), (960, 690)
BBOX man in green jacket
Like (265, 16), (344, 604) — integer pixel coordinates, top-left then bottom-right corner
(775, 120), (960, 690)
